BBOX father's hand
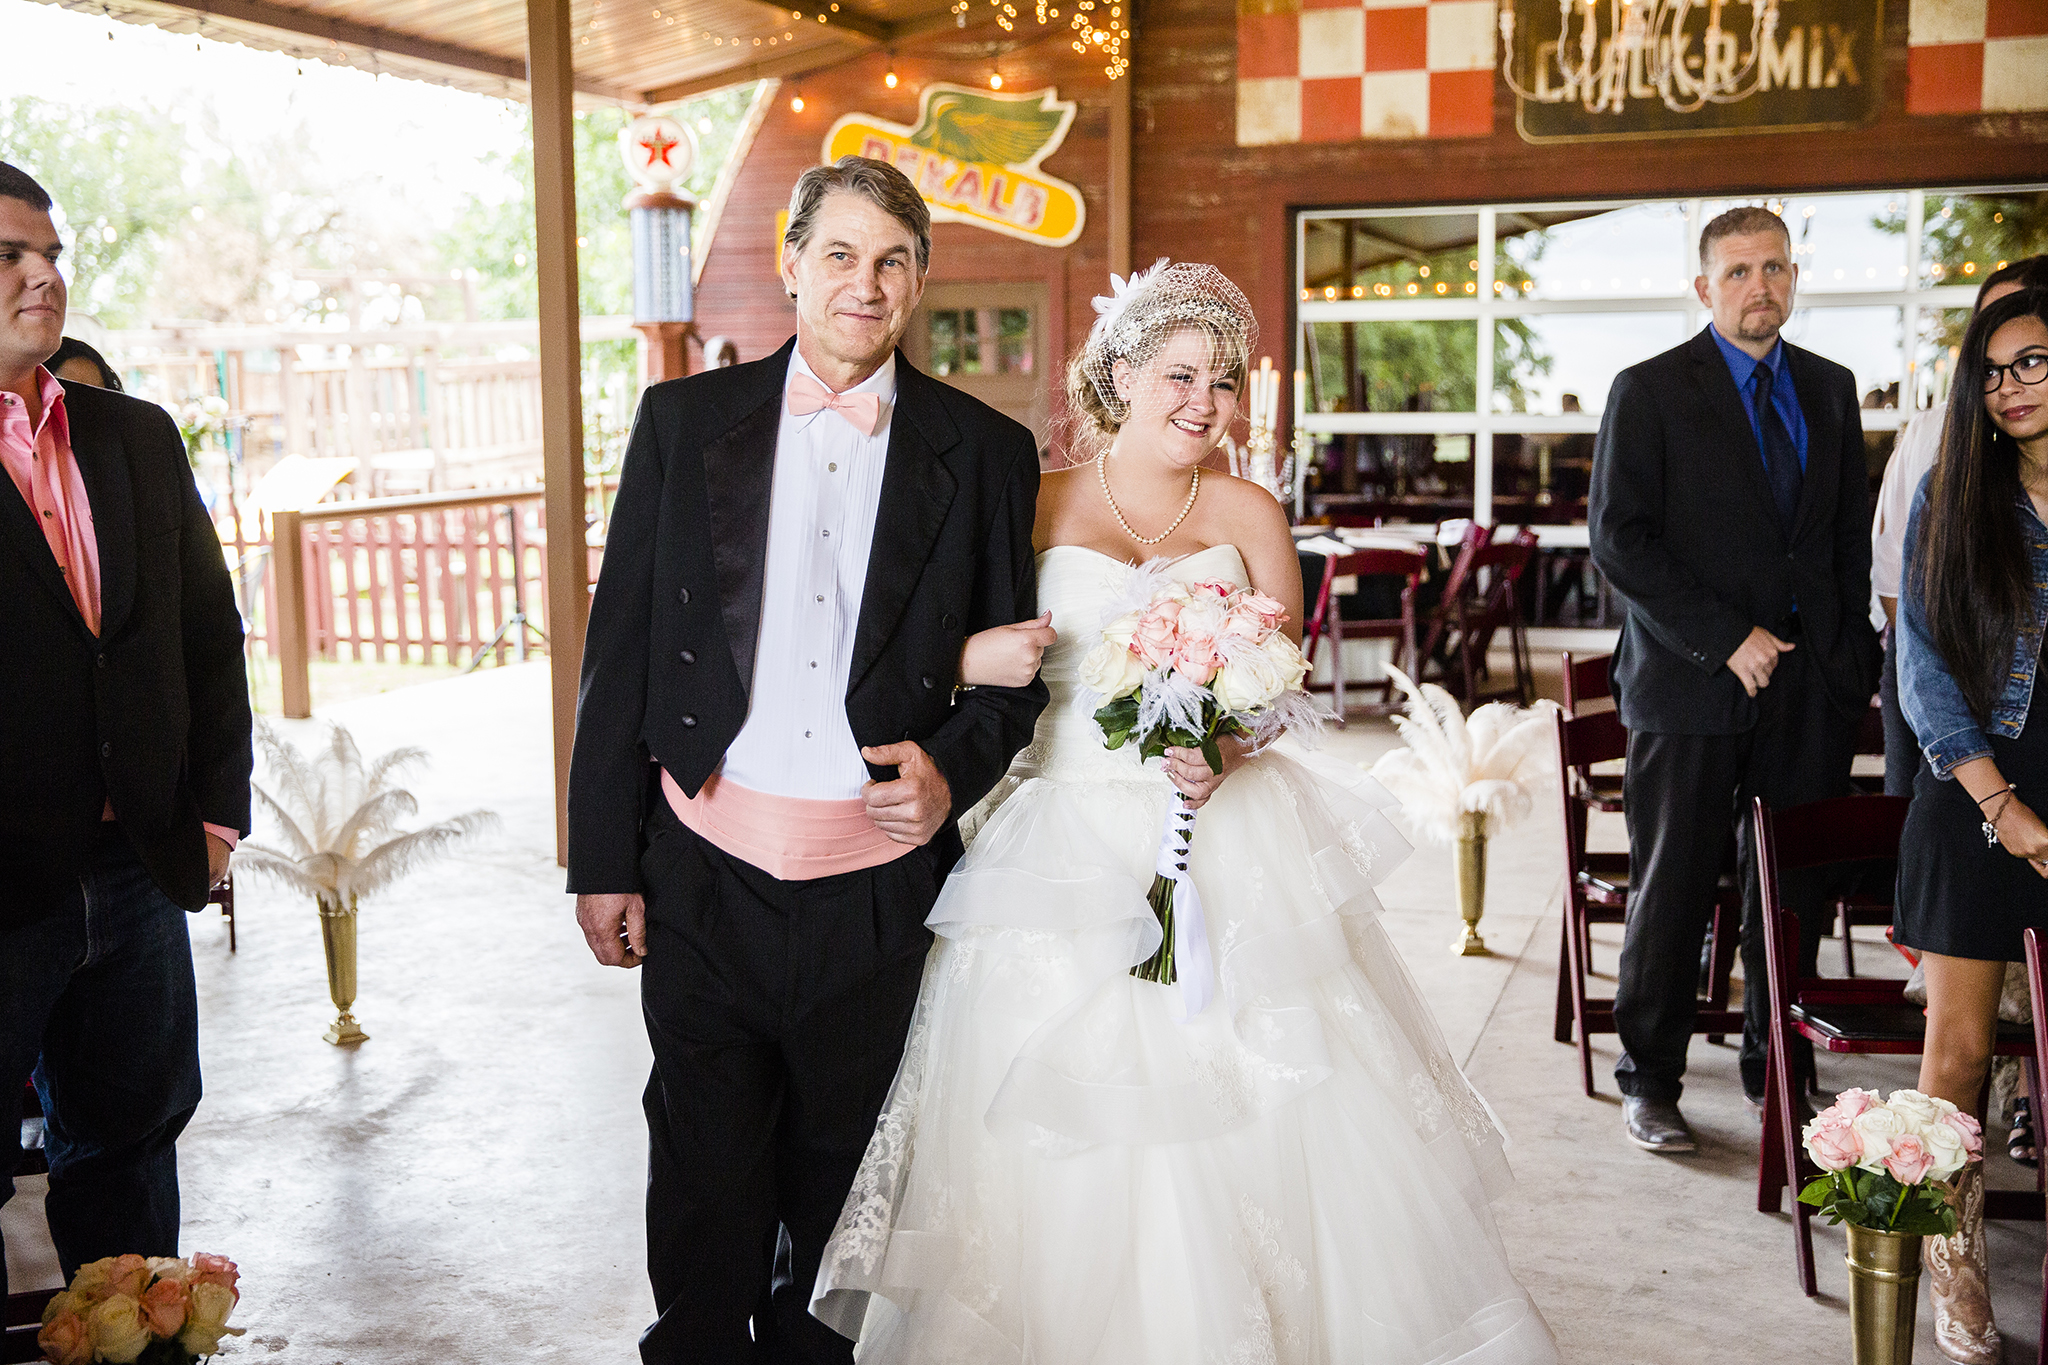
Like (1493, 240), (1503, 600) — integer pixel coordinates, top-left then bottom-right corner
(577, 892), (647, 968)
(205, 833), (232, 889)
(1726, 626), (1796, 698)
(861, 742), (952, 847)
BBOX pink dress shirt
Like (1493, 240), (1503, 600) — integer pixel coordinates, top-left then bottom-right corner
(1, 366), (238, 850)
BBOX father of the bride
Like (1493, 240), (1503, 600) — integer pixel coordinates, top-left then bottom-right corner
(568, 155), (1046, 1365)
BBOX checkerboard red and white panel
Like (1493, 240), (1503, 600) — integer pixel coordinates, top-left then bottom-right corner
(1906, 0), (2048, 114)
(1237, 0), (1496, 144)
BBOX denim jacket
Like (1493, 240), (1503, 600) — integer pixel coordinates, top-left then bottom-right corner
(1897, 470), (2048, 778)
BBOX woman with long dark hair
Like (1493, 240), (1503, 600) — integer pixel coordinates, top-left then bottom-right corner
(1897, 285), (2048, 1365)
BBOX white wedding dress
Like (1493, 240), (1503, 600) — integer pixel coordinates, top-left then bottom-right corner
(812, 544), (1558, 1365)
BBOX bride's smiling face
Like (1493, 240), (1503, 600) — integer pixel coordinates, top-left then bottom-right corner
(1111, 327), (1242, 472)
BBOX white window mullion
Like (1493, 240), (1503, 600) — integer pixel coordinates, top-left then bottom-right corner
(1475, 207), (1497, 528)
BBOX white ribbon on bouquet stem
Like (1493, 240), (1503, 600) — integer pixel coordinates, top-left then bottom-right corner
(1154, 789), (1214, 1022)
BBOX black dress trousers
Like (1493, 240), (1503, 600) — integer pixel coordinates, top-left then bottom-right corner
(1613, 642), (1861, 1103)
(636, 802), (937, 1365)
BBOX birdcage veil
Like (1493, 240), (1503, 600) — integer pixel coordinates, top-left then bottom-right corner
(1070, 260), (1258, 438)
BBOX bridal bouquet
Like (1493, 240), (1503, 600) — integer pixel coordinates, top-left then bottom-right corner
(1799, 1088), (1982, 1234)
(1078, 568), (1318, 1013)
(38, 1253), (242, 1365)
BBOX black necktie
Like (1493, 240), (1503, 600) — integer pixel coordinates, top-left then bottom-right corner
(1754, 360), (1802, 533)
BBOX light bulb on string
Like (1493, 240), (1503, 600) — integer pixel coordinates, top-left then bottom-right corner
(790, 88), (806, 111)
(989, 64), (1003, 88)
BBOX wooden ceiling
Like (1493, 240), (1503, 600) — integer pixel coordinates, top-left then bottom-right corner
(42, 0), (983, 107)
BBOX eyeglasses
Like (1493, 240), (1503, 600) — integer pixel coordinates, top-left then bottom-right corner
(1983, 352), (2048, 393)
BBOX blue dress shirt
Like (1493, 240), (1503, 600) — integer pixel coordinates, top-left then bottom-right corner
(1710, 323), (1809, 472)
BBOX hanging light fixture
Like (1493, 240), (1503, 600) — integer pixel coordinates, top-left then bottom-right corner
(790, 87), (806, 112)
(884, 53), (899, 88)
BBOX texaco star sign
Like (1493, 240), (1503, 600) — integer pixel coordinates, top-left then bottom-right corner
(619, 113), (696, 191)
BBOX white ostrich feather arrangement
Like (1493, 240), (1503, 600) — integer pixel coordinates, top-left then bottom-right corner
(1367, 666), (1561, 845)
(236, 719), (499, 911)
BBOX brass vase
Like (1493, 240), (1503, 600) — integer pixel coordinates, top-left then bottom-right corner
(1845, 1224), (1922, 1365)
(1452, 810), (1492, 956)
(318, 897), (369, 1046)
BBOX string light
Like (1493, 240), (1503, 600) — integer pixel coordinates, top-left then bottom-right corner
(790, 88), (805, 112)
(885, 51), (898, 87)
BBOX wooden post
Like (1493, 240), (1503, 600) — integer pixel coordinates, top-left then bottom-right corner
(273, 509), (313, 718)
(635, 321), (694, 385)
(1107, 75), (1131, 282)
(528, 0), (587, 868)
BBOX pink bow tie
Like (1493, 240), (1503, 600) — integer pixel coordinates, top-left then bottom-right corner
(787, 372), (885, 436)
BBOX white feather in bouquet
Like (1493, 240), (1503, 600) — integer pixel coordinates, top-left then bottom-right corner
(1368, 665), (1561, 845)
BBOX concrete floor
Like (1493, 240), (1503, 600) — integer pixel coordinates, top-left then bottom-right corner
(7, 658), (2044, 1363)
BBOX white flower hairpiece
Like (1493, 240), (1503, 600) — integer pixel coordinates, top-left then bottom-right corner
(1087, 256), (1170, 352)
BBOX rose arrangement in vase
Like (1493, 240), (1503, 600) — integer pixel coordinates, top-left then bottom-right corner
(1800, 1086), (1982, 1230)
(37, 1253), (241, 1364)
(1078, 563), (1319, 1016)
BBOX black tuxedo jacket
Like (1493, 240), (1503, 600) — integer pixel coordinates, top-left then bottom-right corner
(566, 339), (1048, 893)
(0, 380), (252, 928)
(1589, 326), (1882, 734)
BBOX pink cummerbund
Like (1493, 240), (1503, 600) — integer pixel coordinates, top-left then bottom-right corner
(662, 768), (913, 881)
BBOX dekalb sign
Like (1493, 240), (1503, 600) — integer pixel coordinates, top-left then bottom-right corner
(823, 84), (1085, 248)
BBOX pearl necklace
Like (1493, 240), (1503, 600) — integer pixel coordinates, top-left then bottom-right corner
(1097, 453), (1200, 547)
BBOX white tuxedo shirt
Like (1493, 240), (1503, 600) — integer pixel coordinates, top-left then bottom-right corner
(717, 349), (897, 800)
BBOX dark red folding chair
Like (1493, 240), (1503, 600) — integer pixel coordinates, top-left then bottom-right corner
(1418, 523), (1538, 706)
(1301, 548), (1426, 722)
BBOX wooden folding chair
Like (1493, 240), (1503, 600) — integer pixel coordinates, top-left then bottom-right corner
(210, 870), (236, 953)
(1755, 795), (2044, 1296)
(1301, 548), (1426, 722)
(1418, 523), (1539, 707)
(1551, 707), (1741, 1096)
(1832, 702), (1893, 976)
(2022, 926), (2048, 1362)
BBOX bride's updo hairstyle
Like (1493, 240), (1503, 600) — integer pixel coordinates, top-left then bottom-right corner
(1065, 260), (1257, 458)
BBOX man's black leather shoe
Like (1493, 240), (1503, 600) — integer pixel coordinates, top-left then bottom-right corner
(1624, 1095), (1698, 1153)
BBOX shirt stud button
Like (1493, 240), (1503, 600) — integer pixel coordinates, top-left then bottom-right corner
(829, 462), (838, 472)
(810, 660), (818, 668)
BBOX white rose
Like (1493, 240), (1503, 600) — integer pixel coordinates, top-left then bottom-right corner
(1887, 1090), (1943, 1128)
(1260, 632), (1311, 691)
(1921, 1119), (1969, 1180)
(1850, 1105), (1906, 1173)
(1177, 596), (1230, 640)
(88, 1294), (150, 1365)
(1078, 640), (1146, 699)
(1214, 646), (1285, 712)
(179, 1282), (239, 1359)
(1102, 609), (1142, 650)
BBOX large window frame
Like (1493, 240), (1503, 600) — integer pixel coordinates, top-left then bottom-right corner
(1291, 188), (2028, 546)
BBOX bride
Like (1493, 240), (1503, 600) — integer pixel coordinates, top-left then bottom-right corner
(809, 262), (1558, 1364)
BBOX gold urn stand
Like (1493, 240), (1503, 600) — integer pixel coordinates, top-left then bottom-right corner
(319, 899), (369, 1046)
(1452, 810), (1492, 956)
(1845, 1224), (1922, 1365)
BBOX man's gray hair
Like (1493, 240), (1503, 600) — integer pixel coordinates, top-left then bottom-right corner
(1699, 205), (1791, 272)
(784, 155), (932, 274)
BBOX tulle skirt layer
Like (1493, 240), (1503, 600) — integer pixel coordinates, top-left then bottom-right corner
(811, 739), (1558, 1365)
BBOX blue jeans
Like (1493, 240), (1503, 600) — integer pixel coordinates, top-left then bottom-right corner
(0, 825), (202, 1296)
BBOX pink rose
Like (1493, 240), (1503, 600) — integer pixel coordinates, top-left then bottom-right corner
(1235, 590), (1287, 629)
(1941, 1109), (1985, 1159)
(1219, 603), (1268, 643)
(1187, 579), (1238, 600)
(1174, 635), (1223, 686)
(1883, 1133), (1936, 1185)
(140, 1275), (190, 1338)
(187, 1253), (240, 1299)
(103, 1254), (151, 1303)
(1833, 1087), (1882, 1119)
(37, 1310), (92, 1365)
(1132, 604), (1182, 670)
(1804, 1116), (1864, 1172)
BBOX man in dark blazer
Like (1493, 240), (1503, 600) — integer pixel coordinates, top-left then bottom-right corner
(1590, 205), (1880, 1154)
(568, 157), (1046, 1364)
(0, 163), (252, 1295)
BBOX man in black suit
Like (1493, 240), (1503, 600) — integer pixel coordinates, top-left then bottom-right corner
(1590, 205), (1880, 1153)
(568, 156), (1046, 1364)
(0, 163), (252, 1293)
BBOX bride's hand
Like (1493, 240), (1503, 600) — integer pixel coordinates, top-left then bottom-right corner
(958, 613), (1057, 688)
(1163, 734), (1252, 810)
